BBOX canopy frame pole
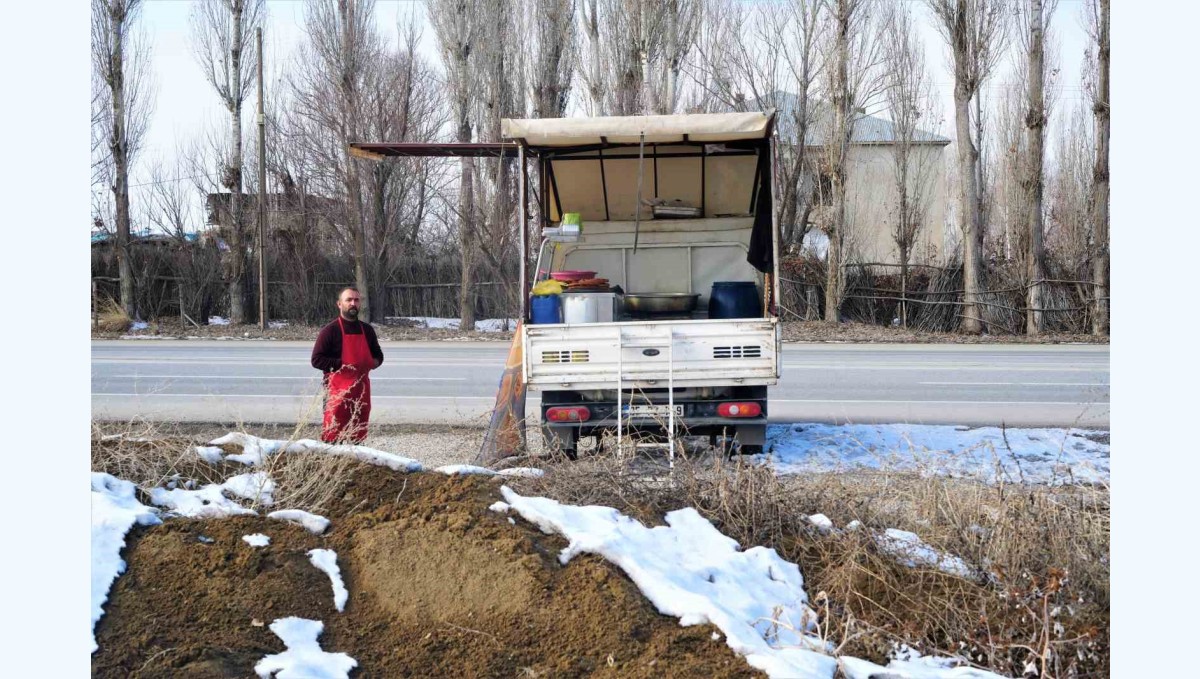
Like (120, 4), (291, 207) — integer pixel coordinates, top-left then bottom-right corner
(519, 144), (528, 322)
(633, 131), (645, 253)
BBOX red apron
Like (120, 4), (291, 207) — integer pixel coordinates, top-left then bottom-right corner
(321, 317), (373, 444)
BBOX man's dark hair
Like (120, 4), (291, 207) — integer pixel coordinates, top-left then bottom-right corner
(338, 286), (359, 299)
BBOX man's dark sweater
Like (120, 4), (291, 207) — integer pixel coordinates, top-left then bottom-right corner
(311, 318), (385, 376)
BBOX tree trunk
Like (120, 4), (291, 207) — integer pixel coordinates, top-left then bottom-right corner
(227, 4), (246, 325)
(109, 3), (135, 319)
(111, 17), (135, 319)
(898, 164), (909, 328)
(1091, 0), (1110, 336)
(825, 1), (849, 323)
(1025, 0), (1046, 334)
(954, 87), (984, 334)
(459, 156), (476, 329)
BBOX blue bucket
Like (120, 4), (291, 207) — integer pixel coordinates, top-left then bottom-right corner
(530, 295), (562, 324)
(708, 281), (762, 319)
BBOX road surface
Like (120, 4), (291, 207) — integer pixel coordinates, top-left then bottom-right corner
(92, 340), (1109, 428)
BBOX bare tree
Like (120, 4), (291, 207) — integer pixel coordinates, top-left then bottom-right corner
(576, 0), (700, 116)
(1046, 103), (1093, 280)
(429, 0), (483, 328)
(92, 0), (154, 318)
(1085, 0), (1109, 335)
(144, 155), (200, 242)
(190, 0), (266, 325)
(289, 0), (382, 321)
(691, 0), (824, 250)
(925, 0), (1008, 333)
(1020, 0), (1058, 334)
(882, 1), (939, 327)
(819, 0), (883, 322)
(528, 0), (578, 119)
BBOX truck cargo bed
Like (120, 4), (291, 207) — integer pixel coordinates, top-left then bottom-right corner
(523, 317), (780, 391)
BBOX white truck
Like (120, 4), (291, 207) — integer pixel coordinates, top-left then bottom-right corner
(502, 112), (784, 457)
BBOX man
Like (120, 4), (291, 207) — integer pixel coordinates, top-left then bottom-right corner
(311, 287), (384, 443)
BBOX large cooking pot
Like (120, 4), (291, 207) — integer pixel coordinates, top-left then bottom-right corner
(622, 292), (700, 315)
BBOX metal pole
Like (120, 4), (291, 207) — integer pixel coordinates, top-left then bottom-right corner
(256, 27), (268, 330)
(769, 134), (782, 317)
(518, 144), (528, 322)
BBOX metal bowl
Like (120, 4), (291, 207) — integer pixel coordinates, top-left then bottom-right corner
(623, 292), (700, 314)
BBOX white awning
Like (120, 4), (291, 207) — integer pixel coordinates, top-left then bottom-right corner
(501, 111), (774, 147)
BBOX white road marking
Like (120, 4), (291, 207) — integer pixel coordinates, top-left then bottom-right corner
(105, 374), (467, 381)
(92, 393), (496, 400)
(783, 364), (1105, 372)
(919, 381), (1108, 387)
(771, 399), (1104, 406)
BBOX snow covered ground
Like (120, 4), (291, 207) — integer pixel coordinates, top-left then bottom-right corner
(498, 487), (1001, 679)
(399, 316), (516, 332)
(93, 430), (1026, 677)
(91, 473), (161, 653)
(757, 423), (1109, 485)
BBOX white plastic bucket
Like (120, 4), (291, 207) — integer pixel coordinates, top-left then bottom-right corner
(562, 293), (600, 324)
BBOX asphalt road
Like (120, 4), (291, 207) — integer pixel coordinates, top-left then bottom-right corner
(91, 340), (1109, 428)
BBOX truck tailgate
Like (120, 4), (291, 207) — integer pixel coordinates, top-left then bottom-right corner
(523, 318), (780, 390)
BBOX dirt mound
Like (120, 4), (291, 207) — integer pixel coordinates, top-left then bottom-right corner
(93, 466), (761, 678)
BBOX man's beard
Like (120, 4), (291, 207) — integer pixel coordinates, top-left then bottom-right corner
(342, 308), (358, 320)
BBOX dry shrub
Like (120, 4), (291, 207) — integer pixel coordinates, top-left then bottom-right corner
(91, 415), (357, 515)
(95, 296), (131, 333)
(510, 443), (1109, 678)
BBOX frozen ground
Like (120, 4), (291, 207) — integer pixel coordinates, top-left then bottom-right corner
(757, 423), (1109, 485)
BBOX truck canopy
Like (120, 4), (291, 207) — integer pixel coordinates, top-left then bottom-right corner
(501, 111), (774, 147)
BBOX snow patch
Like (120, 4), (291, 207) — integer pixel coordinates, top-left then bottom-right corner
(876, 529), (976, 579)
(208, 316), (230, 325)
(269, 509), (330, 535)
(488, 501), (511, 513)
(840, 653), (1008, 679)
(497, 467), (545, 479)
(91, 473), (162, 653)
(307, 549), (348, 613)
(758, 423), (1109, 485)
(148, 473), (267, 518)
(207, 432), (424, 472)
(500, 486), (836, 679)
(401, 316), (516, 332)
(254, 617), (357, 678)
(435, 464), (496, 476)
(243, 533), (271, 547)
(221, 472), (275, 506)
(806, 514), (834, 533)
(195, 446), (225, 463)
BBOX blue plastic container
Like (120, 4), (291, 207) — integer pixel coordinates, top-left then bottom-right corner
(530, 294), (562, 324)
(708, 281), (762, 319)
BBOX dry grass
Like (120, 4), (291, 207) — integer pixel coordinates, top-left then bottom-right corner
(95, 296), (131, 333)
(508, 443), (1109, 678)
(91, 400), (358, 516)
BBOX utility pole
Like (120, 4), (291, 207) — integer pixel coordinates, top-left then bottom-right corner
(256, 26), (268, 330)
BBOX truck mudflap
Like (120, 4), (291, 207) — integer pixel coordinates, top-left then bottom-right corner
(523, 317), (781, 391)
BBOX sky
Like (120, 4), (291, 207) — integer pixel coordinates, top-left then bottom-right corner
(120, 0), (1093, 227)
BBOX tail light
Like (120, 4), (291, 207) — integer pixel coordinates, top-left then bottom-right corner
(718, 402), (762, 418)
(546, 406), (591, 422)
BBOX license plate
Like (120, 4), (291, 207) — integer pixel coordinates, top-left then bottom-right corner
(623, 404), (683, 418)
